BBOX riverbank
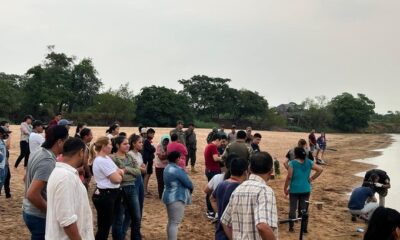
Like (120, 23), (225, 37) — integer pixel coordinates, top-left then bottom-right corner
(0, 126), (391, 239)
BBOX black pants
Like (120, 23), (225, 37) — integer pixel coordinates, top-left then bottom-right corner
(289, 192), (310, 230)
(155, 167), (165, 199)
(92, 188), (121, 240)
(15, 141), (30, 168)
(186, 148), (197, 167)
(205, 170), (221, 213)
(4, 165), (10, 196)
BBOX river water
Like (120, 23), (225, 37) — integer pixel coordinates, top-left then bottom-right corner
(353, 134), (400, 211)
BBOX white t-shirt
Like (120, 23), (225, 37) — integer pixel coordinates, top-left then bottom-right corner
(128, 150), (143, 166)
(92, 156), (120, 189)
(29, 132), (45, 153)
(46, 162), (94, 240)
(207, 173), (225, 191)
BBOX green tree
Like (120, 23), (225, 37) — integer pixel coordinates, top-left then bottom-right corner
(0, 73), (25, 119)
(328, 93), (375, 131)
(232, 89), (269, 121)
(136, 86), (193, 126)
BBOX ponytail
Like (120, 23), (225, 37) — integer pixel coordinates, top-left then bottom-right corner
(88, 136), (109, 165)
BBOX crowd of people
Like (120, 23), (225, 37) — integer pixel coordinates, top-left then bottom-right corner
(0, 115), (399, 240)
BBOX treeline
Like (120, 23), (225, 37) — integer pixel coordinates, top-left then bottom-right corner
(0, 47), (398, 132)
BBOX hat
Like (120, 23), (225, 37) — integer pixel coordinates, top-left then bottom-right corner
(58, 119), (73, 126)
(0, 126), (11, 134)
(140, 127), (148, 134)
(32, 120), (46, 128)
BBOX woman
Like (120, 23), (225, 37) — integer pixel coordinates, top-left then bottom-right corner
(14, 115), (33, 168)
(155, 135), (170, 199)
(74, 122), (87, 138)
(106, 123), (120, 139)
(284, 147), (323, 233)
(111, 136), (142, 240)
(364, 207), (400, 240)
(162, 151), (193, 240)
(128, 134), (146, 225)
(89, 136), (125, 240)
(316, 132), (327, 160)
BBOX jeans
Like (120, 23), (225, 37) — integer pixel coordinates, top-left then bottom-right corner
(166, 201), (185, 240)
(0, 168), (5, 191)
(186, 149), (196, 167)
(155, 167), (165, 199)
(15, 141), (30, 168)
(4, 165), (11, 196)
(92, 188), (121, 240)
(23, 212), (46, 240)
(205, 170), (221, 213)
(349, 202), (379, 220)
(289, 192), (310, 230)
(112, 185), (142, 240)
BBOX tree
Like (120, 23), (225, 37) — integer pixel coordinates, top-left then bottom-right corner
(0, 73), (25, 119)
(328, 93), (375, 131)
(232, 89), (268, 121)
(135, 86), (193, 126)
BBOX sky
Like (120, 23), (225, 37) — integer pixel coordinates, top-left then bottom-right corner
(1, 0), (399, 113)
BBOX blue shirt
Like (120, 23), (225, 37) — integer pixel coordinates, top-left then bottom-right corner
(348, 187), (374, 210)
(289, 159), (313, 193)
(162, 163), (193, 205)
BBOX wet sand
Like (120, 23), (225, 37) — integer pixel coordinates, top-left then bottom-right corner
(0, 126), (391, 239)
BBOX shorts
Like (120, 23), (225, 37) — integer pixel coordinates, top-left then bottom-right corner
(146, 160), (154, 175)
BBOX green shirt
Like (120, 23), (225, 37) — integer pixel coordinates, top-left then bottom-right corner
(111, 154), (141, 186)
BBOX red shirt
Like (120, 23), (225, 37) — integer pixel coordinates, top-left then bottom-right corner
(48, 119), (58, 127)
(204, 143), (220, 172)
(167, 142), (188, 170)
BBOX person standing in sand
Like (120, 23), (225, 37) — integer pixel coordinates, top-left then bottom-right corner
(170, 120), (186, 145)
(184, 123), (198, 173)
(315, 132), (327, 160)
(308, 129), (317, 154)
(143, 128), (156, 196)
(15, 114), (33, 169)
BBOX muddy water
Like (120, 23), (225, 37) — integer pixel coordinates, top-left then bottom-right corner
(353, 134), (400, 211)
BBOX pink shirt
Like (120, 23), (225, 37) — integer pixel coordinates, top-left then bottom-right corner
(167, 142), (188, 170)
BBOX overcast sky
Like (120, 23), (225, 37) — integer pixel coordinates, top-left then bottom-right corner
(1, 0), (399, 113)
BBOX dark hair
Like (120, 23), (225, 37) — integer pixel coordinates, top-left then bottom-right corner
(42, 125), (69, 149)
(236, 130), (247, 139)
(188, 123), (194, 127)
(138, 126), (144, 133)
(147, 128), (155, 134)
(129, 134), (141, 150)
(75, 122), (87, 134)
(230, 157), (248, 177)
(294, 147), (307, 160)
(0, 120), (9, 126)
(119, 132), (127, 137)
(112, 136), (127, 153)
(106, 123), (119, 134)
(80, 128), (92, 139)
(63, 137), (86, 157)
(23, 115), (33, 121)
(167, 151), (181, 163)
(364, 207), (400, 240)
(56, 112), (62, 116)
(253, 133), (262, 139)
(220, 135), (228, 140)
(211, 133), (222, 141)
(369, 173), (380, 182)
(224, 153), (239, 179)
(298, 139), (307, 147)
(250, 152), (273, 174)
(171, 133), (178, 142)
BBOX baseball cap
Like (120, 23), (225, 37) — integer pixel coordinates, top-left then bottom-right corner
(58, 119), (73, 126)
(140, 127), (148, 134)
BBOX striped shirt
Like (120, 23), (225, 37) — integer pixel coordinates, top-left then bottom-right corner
(220, 174), (279, 240)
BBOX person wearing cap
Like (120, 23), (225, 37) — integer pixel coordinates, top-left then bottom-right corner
(0, 121), (12, 198)
(227, 125), (237, 143)
(0, 126), (11, 195)
(23, 125), (69, 240)
(15, 115), (33, 169)
(140, 127), (147, 139)
(58, 119), (73, 131)
(29, 120), (46, 154)
(170, 120), (186, 145)
(48, 113), (62, 127)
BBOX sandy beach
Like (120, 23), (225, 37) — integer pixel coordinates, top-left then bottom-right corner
(0, 126), (392, 240)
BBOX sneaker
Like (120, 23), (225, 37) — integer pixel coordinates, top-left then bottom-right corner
(206, 211), (215, 219)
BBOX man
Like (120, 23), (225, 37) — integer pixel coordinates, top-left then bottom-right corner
(217, 135), (228, 155)
(222, 130), (253, 163)
(143, 128), (156, 195)
(23, 125), (69, 240)
(348, 185), (379, 221)
(362, 169), (391, 207)
(15, 114), (33, 168)
(218, 125), (227, 138)
(0, 126), (11, 196)
(0, 121), (12, 198)
(45, 137), (94, 239)
(204, 134), (222, 219)
(185, 123), (197, 173)
(245, 126), (253, 144)
(221, 152), (278, 240)
(251, 133), (262, 153)
(210, 157), (248, 240)
(29, 120), (46, 154)
(78, 128), (94, 189)
(170, 120), (186, 145)
(58, 119), (73, 131)
(207, 128), (218, 144)
(48, 113), (62, 127)
(227, 125), (237, 143)
(308, 129), (317, 153)
(284, 139), (314, 170)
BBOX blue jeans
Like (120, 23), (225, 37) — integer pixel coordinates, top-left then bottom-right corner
(0, 168), (5, 190)
(23, 212), (46, 240)
(136, 175), (144, 216)
(113, 184), (142, 240)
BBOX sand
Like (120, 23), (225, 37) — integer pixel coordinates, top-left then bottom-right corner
(0, 126), (392, 240)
